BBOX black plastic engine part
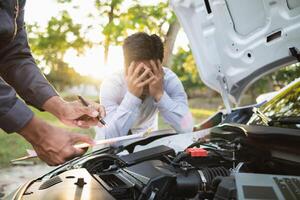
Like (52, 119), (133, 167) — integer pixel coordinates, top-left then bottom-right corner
(213, 176), (237, 200)
(95, 172), (137, 199)
(124, 160), (230, 199)
(124, 160), (177, 200)
(119, 145), (175, 166)
(210, 125), (246, 141)
(174, 167), (230, 199)
(210, 127), (243, 141)
(124, 160), (176, 183)
(175, 170), (202, 198)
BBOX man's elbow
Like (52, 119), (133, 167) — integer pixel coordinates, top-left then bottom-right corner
(175, 112), (194, 133)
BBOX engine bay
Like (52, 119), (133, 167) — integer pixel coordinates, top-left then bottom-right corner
(18, 124), (300, 200)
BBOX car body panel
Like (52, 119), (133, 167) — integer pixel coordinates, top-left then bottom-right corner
(171, 0), (300, 109)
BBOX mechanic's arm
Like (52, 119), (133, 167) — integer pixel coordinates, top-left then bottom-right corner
(0, 27), (58, 110)
(0, 24), (102, 165)
(0, 77), (33, 133)
(150, 60), (194, 133)
(0, 24), (104, 128)
(0, 78), (93, 165)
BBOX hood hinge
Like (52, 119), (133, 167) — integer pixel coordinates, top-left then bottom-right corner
(217, 71), (232, 114)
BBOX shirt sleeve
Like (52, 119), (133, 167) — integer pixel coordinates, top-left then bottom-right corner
(0, 25), (58, 110)
(154, 69), (194, 133)
(95, 76), (142, 139)
(0, 77), (34, 133)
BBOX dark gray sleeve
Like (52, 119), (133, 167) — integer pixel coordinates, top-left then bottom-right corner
(0, 27), (58, 110)
(0, 77), (34, 133)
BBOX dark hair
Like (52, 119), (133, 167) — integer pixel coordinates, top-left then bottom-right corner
(123, 32), (164, 67)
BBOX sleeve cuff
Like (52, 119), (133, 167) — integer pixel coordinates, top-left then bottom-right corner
(27, 85), (59, 110)
(154, 91), (174, 111)
(0, 99), (34, 133)
(120, 91), (142, 110)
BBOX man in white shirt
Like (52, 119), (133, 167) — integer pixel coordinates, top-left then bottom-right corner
(95, 32), (193, 141)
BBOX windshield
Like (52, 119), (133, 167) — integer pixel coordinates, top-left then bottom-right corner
(248, 80), (300, 130)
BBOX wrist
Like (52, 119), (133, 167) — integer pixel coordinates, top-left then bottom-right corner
(18, 116), (49, 144)
(42, 96), (67, 119)
(154, 91), (164, 102)
(128, 89), (142, 99)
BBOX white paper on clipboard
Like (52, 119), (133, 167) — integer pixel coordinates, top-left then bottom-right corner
(11, 130), (151, 162)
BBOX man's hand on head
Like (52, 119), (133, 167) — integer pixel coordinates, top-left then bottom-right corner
(125, 61), (155, 98)
(19, 116), (94, 166)
(43, 96), (106, 128)
(149, 60), (164, 101)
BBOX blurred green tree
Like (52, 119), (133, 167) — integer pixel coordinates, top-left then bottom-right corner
(94, 0), (180, 66)
(172, 47), (206, 97)
(271, 63), (300, 87)
(27, 11), (92, 91)
(241, 64), (300, 105)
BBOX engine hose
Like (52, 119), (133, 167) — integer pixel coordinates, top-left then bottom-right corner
(175, 167), (230, 197)
(199, 167), (230, 191)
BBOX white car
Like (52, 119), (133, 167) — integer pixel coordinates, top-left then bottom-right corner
(5, 0), (300, 199)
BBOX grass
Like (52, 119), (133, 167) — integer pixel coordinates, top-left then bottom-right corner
(0, 104), (216, 168)
(190, 108), (216, 119)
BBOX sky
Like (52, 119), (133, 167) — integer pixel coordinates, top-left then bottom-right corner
(24, 0), (190, 80)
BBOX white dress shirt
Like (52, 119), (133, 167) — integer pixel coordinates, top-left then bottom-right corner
(95, 67), (194, 141)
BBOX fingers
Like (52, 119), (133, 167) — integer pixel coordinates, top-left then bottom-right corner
(71, 133), (94, 145)
(66, 133), (94, 160)
(76, 121), (95, 129)
(76, 119), (98, 128)
(157, 59), (164, 74)
(135, 66), (152, 83)
(71, 134), (94, 155)
(59, 146), (85, 163)
(126, 61), (135, 76)
(78, 106), (99, 118)
(137, 75), (156, 87)
(150, 59), (159, 75)
(98, 105), (106, 119)
(32, 124), (94, 166)
(132, 62), (145, 79)
(73, 147), (86, 158)
(75, 101), (106, 128)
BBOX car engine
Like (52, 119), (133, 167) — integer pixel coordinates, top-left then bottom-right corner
(18, 123), (300, 200)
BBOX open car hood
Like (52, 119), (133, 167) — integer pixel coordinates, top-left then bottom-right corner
(171, 0), (300, 111)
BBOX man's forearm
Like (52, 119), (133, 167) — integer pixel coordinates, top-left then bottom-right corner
(100, 92), (141, 138)
(0, 28), (58, 110)
(156, 92), (194, 132)
(0, 78), (34, 133)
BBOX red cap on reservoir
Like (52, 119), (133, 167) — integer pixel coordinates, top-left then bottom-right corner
(186, 148), (208, 157)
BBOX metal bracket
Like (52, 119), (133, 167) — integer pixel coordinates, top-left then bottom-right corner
(289, 47), (300, 62)
(217, 71), (232, 114)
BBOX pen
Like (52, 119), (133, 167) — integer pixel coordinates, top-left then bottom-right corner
(77, 95), (107, 126)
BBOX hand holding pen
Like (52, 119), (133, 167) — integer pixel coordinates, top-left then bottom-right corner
(77, 95), (107, 127)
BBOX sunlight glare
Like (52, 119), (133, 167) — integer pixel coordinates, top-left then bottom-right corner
(64, 46), (124, 80)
